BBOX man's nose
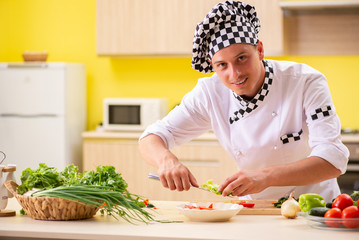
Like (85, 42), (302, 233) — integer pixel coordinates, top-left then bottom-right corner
(230, 65), (241, 79)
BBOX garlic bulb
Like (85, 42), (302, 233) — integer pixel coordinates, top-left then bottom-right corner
(281, 192), (301, 219)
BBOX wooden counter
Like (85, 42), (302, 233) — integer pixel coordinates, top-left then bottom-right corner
(1, 198), (358, 240)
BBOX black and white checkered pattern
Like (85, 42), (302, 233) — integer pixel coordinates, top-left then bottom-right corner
(229, 60), (273, 124)
(191, 1), (260, 73)
(311, 105), (332, 120)
(280, 129), (303, 144)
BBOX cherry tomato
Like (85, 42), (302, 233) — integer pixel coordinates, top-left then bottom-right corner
(332, 193), (354, 210)
(342, 206), (359, 228)
(324, 208), (342, 228)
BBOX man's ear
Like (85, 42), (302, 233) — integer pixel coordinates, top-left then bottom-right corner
(257, 40), (265, 60)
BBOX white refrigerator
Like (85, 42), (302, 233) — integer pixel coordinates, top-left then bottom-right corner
(0, 63), (86, 182)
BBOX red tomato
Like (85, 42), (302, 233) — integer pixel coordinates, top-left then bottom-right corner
(332, 193), (354, 210)
(184, 204), (215, 210)
(342, 206), (359, 228)
(324, 208), (342, 228)
(237, 201), (255, 208)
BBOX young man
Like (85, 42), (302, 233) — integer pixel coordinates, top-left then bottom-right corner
(139, 1), (349, 201)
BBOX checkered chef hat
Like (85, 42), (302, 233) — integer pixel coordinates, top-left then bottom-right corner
(191, 1), (260, 73)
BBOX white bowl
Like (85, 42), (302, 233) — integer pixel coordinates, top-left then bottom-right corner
(177, 202), (243, 222)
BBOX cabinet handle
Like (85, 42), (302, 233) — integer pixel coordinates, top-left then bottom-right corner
(7, 63), (48, 68)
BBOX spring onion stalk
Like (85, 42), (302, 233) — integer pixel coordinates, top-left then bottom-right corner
(33, 185), (156, 224)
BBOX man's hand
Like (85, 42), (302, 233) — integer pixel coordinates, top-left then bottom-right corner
(218, 169), (268, 197)
(157, 151), (199, 191)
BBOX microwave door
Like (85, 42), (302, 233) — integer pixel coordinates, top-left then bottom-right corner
(109, 105), (141, 125)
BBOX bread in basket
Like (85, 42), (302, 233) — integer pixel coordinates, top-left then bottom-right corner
(5, 180), (98, 220)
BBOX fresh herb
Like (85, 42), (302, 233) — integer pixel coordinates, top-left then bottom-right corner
(273, 195), (299, 208)
(350, 191), (359, 206)
(78, 166), (128, 193)
(19, 209), (26, 215)
(350, 191), (359, 201)
(17, 163), (64, 194)
(17, 163), (162, 224)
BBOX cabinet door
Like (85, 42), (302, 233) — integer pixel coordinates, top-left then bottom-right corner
(83, 139), (238, 201)
(0, 116), (66, 182)
(0, 68), (65, 115)
(96, 0), (283, 56)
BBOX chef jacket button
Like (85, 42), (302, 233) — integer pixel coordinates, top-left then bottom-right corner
(273, 145), (278, 150)
(235, 151), (242, 157)
(271, 112), (277, 117)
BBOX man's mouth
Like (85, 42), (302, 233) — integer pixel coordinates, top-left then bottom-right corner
(233, 78), (247, 85)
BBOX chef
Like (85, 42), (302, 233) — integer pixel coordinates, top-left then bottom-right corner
(139, 1), (349, 202)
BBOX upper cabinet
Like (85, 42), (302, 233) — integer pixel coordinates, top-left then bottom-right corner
(280, 0), (359, 55)
(96, 0), (283, 56)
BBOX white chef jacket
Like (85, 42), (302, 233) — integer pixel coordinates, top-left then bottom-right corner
(140, 59), (349, 202)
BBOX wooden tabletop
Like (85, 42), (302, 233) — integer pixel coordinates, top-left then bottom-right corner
(1, 198), (358, 240)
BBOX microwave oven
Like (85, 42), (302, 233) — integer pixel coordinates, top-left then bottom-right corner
(103, 98), (168, 131)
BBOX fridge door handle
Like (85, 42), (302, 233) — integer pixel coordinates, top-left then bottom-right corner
(0, 113), (58, 118)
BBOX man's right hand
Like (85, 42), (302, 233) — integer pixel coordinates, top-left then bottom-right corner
(157, 151), (199, 191)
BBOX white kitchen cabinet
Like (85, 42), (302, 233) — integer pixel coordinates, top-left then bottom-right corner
(281, 1), (359, 55)
(96, 0), (283, 56)
(82, 131), (239, 201)
(0, 63), (86, 181)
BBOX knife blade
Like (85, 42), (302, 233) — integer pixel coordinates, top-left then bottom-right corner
(148, 173), (236, 199)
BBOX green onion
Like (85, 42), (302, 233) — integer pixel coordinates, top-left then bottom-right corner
(33, 185), (156, 224)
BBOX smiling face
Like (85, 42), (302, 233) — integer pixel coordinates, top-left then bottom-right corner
(210, 42), (265, 99)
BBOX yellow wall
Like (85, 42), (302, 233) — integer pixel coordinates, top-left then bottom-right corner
(1, 0), (358, 130)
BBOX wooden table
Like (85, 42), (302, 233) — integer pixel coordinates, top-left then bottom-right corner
(0, 198), (358, 240)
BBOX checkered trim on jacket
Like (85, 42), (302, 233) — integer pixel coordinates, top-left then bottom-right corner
(311, 105), (332, 120)
(280, 129), (303, 144)
(229, 60), (273, 124)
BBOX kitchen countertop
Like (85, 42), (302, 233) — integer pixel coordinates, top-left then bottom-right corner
(1, 198), (358, 240)
(83, 130), (359, 143)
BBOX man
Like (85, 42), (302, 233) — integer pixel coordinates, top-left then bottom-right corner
(139, 1), (349, 201)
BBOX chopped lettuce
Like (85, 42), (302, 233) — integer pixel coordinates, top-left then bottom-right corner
(201, 179), (222, 195)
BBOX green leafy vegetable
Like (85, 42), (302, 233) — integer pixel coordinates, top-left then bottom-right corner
(17, 163), (163, 224)
(350, 191), (359, 201)
(200, 179), (234, 197)
(18, 163), (64, 194)
(201, 179), (222, 195)
(78, 166), (128, 192)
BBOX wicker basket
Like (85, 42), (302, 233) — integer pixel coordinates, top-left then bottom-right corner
(5, 180), (98, 221)
(22, 51), (48, 62)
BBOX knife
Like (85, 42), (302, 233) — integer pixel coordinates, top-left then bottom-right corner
(148, 173), (236, 199)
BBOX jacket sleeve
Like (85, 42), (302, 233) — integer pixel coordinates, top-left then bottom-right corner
(303, 67), (349, 174)
(139, 79), (212, 150)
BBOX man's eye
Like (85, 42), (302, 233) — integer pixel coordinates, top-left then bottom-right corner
(217, 63), (226, 68)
